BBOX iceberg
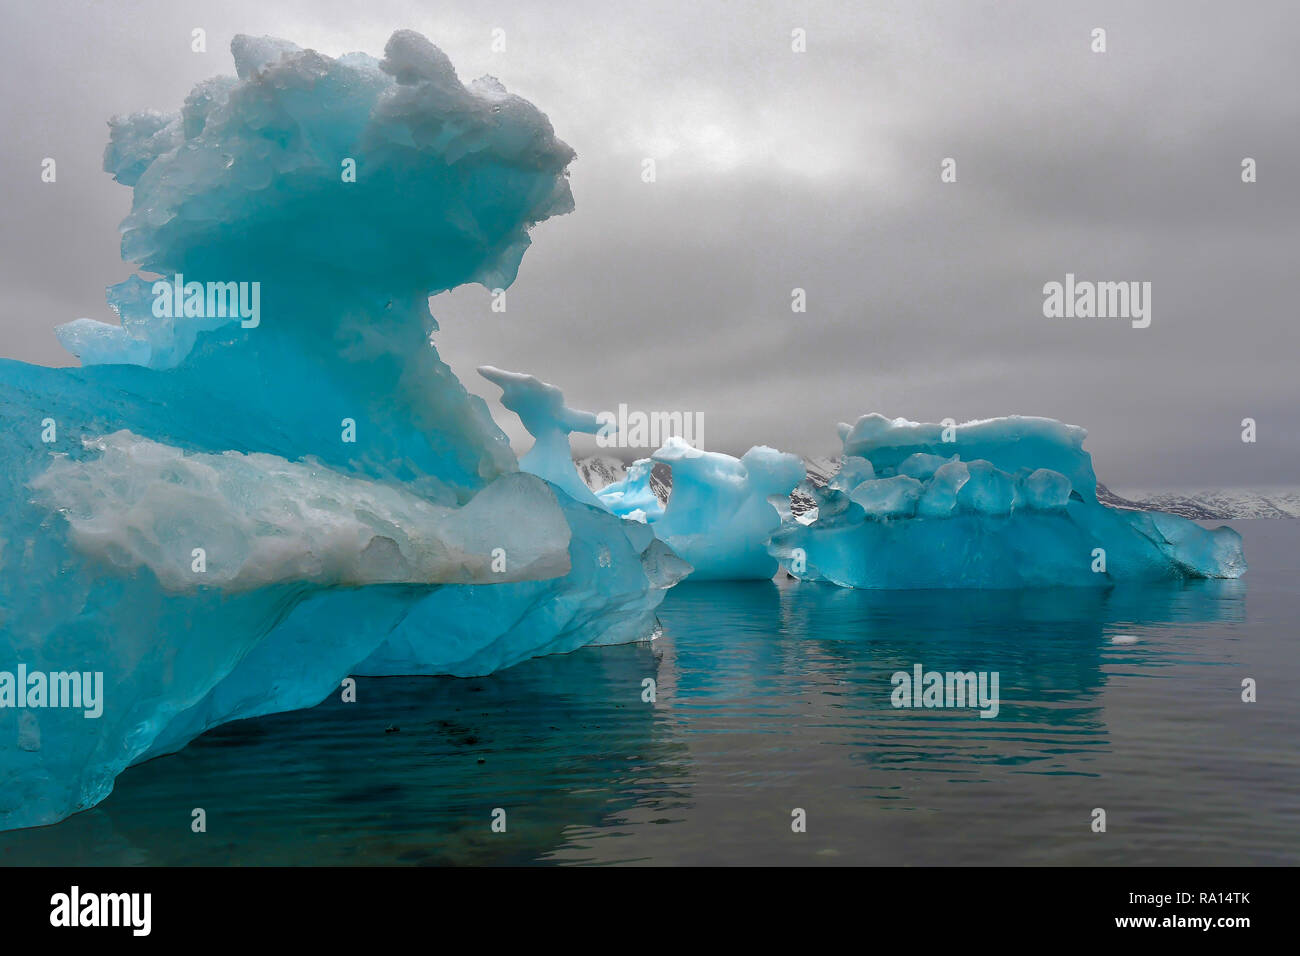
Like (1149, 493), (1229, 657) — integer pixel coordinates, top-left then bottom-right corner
(476, 365), (799, 582)
(0, 27), (1248, 834)
(597, 438), (805, 579)
(145, 488), (688, 763)
(0, 31), (681, 830)
(348, 367), (691, 681)
(769, 414), (1247, 589)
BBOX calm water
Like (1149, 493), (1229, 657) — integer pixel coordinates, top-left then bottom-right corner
(2, 520), (1296, 866)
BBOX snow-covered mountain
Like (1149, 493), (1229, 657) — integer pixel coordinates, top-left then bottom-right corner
(1097, 484), (1300, 520)
(796, 462), (1299, 521)
(574, 455), (671, 503)
(574, 455), (626, 493)
(801, 455), (840, 487)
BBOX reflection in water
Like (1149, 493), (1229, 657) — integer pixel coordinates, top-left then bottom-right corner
(670, 575), (1246, 734)
(565, 573), (1265, 866)
(1, 522), (1294, 866)
(0, 641), (688, 865)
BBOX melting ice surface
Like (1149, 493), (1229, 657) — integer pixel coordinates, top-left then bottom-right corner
(0, 31), (682, 830)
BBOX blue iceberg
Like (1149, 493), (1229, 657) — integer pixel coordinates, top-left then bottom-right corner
(597, 439), (804, 579)
(0, 31), (681, 830)
(768, 414), (1246, 589)
(0, 29), (1247, 834)
(588, 411), (1244, 588)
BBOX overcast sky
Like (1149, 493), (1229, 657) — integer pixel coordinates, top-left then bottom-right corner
(1, 0), (1296, 491)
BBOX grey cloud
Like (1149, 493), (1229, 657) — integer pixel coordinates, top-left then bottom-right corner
(1, 0), (1296, 490)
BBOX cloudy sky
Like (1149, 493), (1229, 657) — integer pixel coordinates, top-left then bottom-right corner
(1, 0), (1296, 490)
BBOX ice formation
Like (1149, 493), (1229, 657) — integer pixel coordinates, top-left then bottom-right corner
(770, 414), (1247, 589)
(477, 366), (605, 507)
(594, 458), (666, 523)
(475, 367), (800, 581)
(0, 29), (1249, 833)
(0, 32), (680, 830)
(31, 431), (573, 590)
(598, 438), (805, 579)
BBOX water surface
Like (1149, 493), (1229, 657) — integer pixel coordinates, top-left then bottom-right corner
(2, 521), (1295, 865)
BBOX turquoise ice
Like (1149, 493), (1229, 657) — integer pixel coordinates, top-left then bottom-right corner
(595, 437), (805, 578)
(769, 414), (1246, 588)
(0, 32), (680, 830)
(0, 29), (1247, 834)
(591, 413), (1243, 587)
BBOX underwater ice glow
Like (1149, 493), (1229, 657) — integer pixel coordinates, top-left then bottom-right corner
(0, 31), (1243, 831)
